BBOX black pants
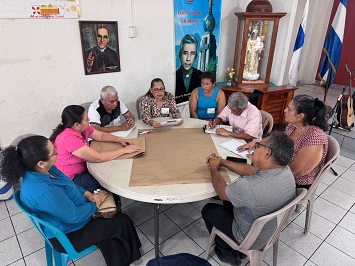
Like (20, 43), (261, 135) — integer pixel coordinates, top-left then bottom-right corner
(49, 212), (141, 266)
(201, 201), (238, 251)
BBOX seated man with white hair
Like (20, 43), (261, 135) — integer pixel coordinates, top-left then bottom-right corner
(208, 92), (262, 142)
(88, 85), (135, 132)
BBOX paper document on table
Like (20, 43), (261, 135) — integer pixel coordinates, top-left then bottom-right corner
(219, 139), (250, 158)
(111, 126), (136, 138)
(160, 119), (182, 126)
(204, 125), (233, 134)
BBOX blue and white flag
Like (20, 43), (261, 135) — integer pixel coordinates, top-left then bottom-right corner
(289, 0), (309, 86)
(318, 0), (347, 88)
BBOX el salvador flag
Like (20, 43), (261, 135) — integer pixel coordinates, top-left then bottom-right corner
(289, 0), (309, 86)
(318, 0), (347, 88)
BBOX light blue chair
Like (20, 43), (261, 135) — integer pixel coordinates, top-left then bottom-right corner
(13, 191), (97, 266)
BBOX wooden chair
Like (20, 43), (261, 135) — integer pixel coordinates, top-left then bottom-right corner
(204, 188), (307, 266)
(295, 135), (340, 234)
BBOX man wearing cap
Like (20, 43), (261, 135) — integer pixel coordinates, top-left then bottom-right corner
(88, 86), (135, 133)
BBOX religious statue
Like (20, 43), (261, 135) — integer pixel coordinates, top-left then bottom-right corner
(243, 29), (263, 80)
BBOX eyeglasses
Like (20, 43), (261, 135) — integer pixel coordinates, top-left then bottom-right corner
(250, 142), (272, 154)
(49, 147), (58, 157)
(228, 105), (242, 115)
(97, 34), (109, 40)
(152, 87), (165, 93)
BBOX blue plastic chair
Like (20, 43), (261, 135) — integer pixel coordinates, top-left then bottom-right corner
(13, 190), (97, 266)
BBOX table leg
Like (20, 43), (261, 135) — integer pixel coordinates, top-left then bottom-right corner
(154, 203), (160, 258)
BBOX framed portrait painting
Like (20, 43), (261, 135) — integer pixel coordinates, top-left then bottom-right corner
(79, 21), (121, 75)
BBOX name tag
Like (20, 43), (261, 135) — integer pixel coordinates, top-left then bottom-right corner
(207, 108), (215, 114)
(161, 108), (169, 114)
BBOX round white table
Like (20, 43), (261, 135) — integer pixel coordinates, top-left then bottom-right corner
(87, 117), (244, 257)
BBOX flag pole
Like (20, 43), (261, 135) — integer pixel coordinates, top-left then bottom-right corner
(323, 67), (332, 103)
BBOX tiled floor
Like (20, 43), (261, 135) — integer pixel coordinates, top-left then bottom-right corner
(1, 84), (355, 266)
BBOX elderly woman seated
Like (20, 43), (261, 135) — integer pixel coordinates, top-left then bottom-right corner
(208, 92), (262, 142)
(141, 78), (183, 128)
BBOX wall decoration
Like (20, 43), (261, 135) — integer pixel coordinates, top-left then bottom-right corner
(79, 21), (121, 75)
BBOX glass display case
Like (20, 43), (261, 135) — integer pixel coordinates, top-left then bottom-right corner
(232, 12), (286, 89)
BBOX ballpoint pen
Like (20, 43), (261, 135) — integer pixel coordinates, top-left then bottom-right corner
(138, 130), (152, 135)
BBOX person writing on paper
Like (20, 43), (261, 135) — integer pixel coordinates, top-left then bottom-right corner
(141, 78), (183, 128)
(50, 105), (140, 193)
(208, 92), (262, 142)
(202, 132), (295, 265)
(238, 95), (328, 189)
(1, 135), (141, 265)
(88, 85), (135, 133)
(189, 71), (226, 120)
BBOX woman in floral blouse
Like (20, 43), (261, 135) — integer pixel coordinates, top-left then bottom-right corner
(141, 78), (183, 128)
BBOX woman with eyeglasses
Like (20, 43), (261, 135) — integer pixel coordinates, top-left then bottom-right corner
(189, 71), (226, 120)
(141, 78), (182, 128)
(50, 105), (141, 193)
(1, 135), (141, 266)
(239, 95), (328, 189)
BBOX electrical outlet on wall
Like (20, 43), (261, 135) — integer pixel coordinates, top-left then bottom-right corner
(128, 26), (136, 38)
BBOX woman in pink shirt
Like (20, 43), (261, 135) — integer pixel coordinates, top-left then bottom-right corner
(50, 105), (140, 192)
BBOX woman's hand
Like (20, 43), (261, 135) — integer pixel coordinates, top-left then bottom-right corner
(86, 190), (109, 208)
(121, 144), (141, 154)
(237, 142), (255, 152)
(120, 139), (133, 146)
(150, 120), (161, 128)
(176, 119), (184, 126)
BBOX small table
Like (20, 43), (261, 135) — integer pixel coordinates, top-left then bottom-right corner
(87, 118), (243, 257)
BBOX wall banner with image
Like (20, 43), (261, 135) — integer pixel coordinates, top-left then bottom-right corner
(174, 0), (222, 105)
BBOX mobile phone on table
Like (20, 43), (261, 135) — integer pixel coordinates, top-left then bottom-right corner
(226, 156), (247, 164)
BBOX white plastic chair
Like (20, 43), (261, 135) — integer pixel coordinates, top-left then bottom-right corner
(295, 135), (340, 234)
(136, 95), (144, 119)
(80, 102), (92, 111)
(260, 110), (274, 134)
(204, 188), (307, 266)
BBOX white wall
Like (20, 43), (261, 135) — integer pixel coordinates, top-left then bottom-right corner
(0, 0), (332, 147)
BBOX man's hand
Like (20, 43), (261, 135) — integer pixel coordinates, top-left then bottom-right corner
(215, 128), (231, 136)
(86, 51), (94, 70)
(126, 117), (135, 128)
(206, 153), (222, 170)
(208, 120), (217, 129)
(237, 142), (255, 152)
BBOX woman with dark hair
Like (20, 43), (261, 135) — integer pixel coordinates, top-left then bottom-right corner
(141, 78), (182, 128)
(1, 136), (141, 266)
(189, 72), (226, 120)
(50, 105), (140, 192)
(239, 95), (328, 189)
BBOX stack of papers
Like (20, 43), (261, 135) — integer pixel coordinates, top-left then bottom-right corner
(111, 126), (136, 138)
(204, 125), (233, 134)
(219, 139), (250, 158)
(160, 119), (182, 126)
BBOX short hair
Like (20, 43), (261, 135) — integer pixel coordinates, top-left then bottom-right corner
(227, 92), (248, 109)
(96, 24), (110, 35)
(100, 86), (118, 100)
(293, 95), (328, 131)
(200, 72), (216, 84)
(265, 131), (294, 166)
(179, 34), (198, 57)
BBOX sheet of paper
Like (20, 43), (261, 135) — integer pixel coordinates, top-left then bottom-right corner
(160, 119), (182, 126)
(111, 125), (136, 138)
(219, 139), (250, 158)
(204, 125), (233, 134)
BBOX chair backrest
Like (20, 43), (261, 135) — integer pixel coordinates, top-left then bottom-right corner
(234, 188), (307, 251)
(13, 191), (90, 258)
(136, 95), (144, 119)
(306, 135), (340, 197)
(260, 110), (274, 134)
(80, 102), (92, 111)
(10, 134), (37, 147)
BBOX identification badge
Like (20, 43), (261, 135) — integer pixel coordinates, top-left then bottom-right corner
(207, 108), (215, 114)
(161, 108), (169, 114)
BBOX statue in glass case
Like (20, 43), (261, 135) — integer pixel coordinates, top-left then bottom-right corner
(243, 29), (263, 81)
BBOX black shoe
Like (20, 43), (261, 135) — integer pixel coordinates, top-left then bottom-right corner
(214, 246), (241, 266)
(211, 196), (221, 200)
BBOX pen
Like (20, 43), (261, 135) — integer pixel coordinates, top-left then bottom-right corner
(138, 130), (152, 135)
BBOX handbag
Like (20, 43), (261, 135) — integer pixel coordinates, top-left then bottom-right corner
(93, 192), (120, 218)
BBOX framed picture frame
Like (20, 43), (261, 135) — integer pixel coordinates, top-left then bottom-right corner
(79, 21), (121, 75)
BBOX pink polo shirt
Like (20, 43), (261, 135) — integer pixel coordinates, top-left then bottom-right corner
(218, 102), (262, 141)
(54, 126), (94, 179)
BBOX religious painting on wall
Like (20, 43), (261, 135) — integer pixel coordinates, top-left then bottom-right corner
(79, 21), (121, 75)
(174, 0), (222, 106)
